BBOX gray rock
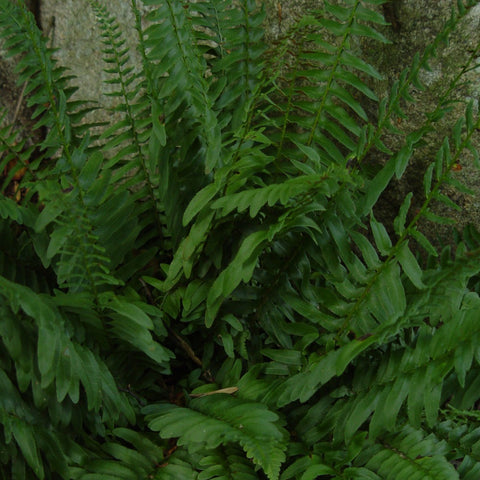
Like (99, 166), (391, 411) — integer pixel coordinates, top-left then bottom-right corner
(363, 1), (480, 245)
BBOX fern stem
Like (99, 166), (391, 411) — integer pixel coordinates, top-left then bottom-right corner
(306, 1), (360, 148)
(275, 49), (301, 160)
(92, 1), (164, 241)
(130, 0), (154, 95)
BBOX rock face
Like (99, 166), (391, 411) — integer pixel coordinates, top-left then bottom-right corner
(3, 0), (480, 243)
(262, 0), (480, 244)
(362, 1), (480, 245)
(38, 0), (154, 117)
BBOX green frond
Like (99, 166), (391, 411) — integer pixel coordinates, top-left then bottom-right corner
(359, 426), (459, 480)
(145, 395), (287, 480)
(0, 0), (126, 294)
(89, 0), (165, 254)
(257, 0), (389, 171)
(199, 445), (258, 480)
(143, 0), (221, 169)
(191, 0), (267, 130)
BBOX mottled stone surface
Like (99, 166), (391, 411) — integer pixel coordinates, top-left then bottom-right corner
(39, 0), (153, 111)
(362, 1), (480, 244)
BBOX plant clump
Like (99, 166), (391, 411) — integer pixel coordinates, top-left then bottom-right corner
(1, 1), (480, 479)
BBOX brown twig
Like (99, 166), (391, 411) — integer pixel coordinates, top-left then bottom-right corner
(139, 278), (203, 368)
(10, 81), (27, 131)
(168, 327), (203, 367)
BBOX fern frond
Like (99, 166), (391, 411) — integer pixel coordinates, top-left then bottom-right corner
(98, 292), (173, 367)
(198, 445), (258, 480)
(190, 0), (267, 130)
(0, 277), (136, 421)
(0, 0), (124, 294)
(145, 395), (287, 480)
(89, 0), (165, 250)
(364, 426), (459, 480)
(260, 0), (388, 170)
(0, 278), (172, 478)
(143, 0), (221, 169)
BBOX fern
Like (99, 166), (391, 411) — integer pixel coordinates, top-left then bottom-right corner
(1, 0), (480, 478)
(145, 395), (287, 480)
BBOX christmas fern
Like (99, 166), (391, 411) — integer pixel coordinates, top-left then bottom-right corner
(1, 0), (480, 479)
